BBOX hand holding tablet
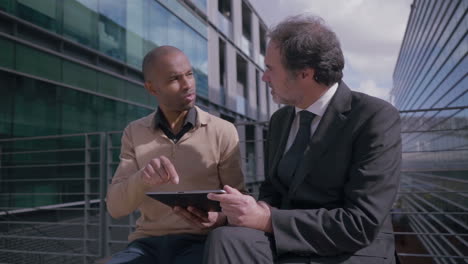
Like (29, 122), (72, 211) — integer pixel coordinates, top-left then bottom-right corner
(146, 189), (226, 212)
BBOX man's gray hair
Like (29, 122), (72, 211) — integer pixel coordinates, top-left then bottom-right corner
(268, 14), (344, 86)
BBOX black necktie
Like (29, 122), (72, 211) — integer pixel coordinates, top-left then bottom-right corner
(277, 111), (315, 188)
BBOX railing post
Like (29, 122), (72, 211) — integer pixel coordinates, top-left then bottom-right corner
(83, 134), (90, 264)
(105, 133), (113, 257)
(99, 133), (107, 259)
(0, 145), (2, 201)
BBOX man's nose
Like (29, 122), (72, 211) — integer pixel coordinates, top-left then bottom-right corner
(180, 75), (192, 89)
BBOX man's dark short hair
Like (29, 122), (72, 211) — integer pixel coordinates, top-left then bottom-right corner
(268, 14), (344, 86)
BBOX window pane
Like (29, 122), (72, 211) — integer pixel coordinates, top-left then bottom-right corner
(60, 88), (97, 133)
(94, 95), (115, 131)
(0, 0), (14, 13)
(16, 44), (61, 81)
(98, 0), (126, 61)
(62, 60), (97, 91)
(168, 14), (184, 48)
(0, 71), (14, 138)
(13, 77), (60, 137)
(124, 81), (149, 106)
(97, 72), (125, 99)
(16, 0), (59, 33)
(162, 0), (206, 37)
(125, 103), (152, 125)
(63, 0), (98, 49)
(148, 1), (168, 46)
(0, 37), (14, 68)
(192, 0), (207, 13)
(125, 0), (145, 69)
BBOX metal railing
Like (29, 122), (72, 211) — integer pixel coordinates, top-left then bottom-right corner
(0, 119), (467, 263)
(0, 133), (107, 264)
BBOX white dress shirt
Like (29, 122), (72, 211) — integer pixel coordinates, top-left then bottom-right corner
(284, 82), (339, 153)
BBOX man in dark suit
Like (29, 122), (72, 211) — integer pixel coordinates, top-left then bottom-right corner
(204, 14), (401, 264)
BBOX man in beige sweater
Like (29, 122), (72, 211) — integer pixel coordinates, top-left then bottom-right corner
(105, 46), (244, 264)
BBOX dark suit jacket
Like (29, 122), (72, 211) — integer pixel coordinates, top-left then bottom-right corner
(259, 82), (401, 263)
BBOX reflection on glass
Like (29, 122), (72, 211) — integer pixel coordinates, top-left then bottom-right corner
(168, 14), (185, 49)
(16, 0), (59, 32)
(191, 0), (206, 13)
(6, 0), (210, 106)
(148, 1), (168, 47)
(241, 35), (252, 57)
(0, 0), (13, 12)
(98, 0), (126, 61)
(125, 0), (145, 69)
(2, 71), (152, 138)
(217, 12), (233, 39)
(63, 0), (98, 48)
(236, 95), (246, 115)
(258, 53), (265, 70)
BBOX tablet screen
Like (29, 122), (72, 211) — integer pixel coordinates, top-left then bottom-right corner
(146, 190), (226, 212)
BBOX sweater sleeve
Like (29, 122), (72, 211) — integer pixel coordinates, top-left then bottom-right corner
(106, 125), (152, 218)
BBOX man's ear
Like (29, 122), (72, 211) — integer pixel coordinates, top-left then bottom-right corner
(300, 68), (315, 80)
(144, 81), (158, 96)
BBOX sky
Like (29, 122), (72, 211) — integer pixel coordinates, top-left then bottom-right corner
(250, 0), (413, 103)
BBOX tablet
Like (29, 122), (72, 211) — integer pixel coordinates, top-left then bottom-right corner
(146, 189), (226, 212)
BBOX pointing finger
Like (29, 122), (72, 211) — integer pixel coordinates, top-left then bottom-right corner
(150, 158), (167, 182)
(160, 156), (179, 184)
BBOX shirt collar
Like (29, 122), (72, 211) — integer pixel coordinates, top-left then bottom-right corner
(154, 107), (197, 130)
(295, 82), (339, 117)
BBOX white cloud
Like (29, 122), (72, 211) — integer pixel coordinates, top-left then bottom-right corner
(345, 51), (397, 82)
(250, 0), (412, 102)
(356, 79), (390, 101)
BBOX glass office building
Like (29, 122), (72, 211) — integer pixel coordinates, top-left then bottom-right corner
(0, 1), (275, 262)
(0, 0), (275, 214)
(392, 0), (467, 262)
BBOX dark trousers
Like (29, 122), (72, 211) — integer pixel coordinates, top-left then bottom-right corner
(106, 234), (206, 264)
(202, 226), (280, 264)
(202, 226), (396, 264)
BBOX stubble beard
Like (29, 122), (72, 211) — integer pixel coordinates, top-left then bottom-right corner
(271, 79), (302, 106)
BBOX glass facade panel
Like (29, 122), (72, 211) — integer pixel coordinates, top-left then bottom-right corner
(148, 0), (168, 47)
(63, 0), (98, 48)
(62, 60), (97, 92)
(0, 70), (152, 138)
(16, 0), (59, 33)
(125, 81), (150, 107)
(61, 88), (97, 133)
(0, 0), (14, 12)
(193, 33), (208, 98)
(13, 77), (61, 137)
(168, 13), (185, 49)
(97, 72), (125, 98)
(393, 3), (468, 259)
(159, 0), (207, 37)
(0, 37), (14, 68)
(397, 0), (462, 109)
(16, 44), (61, 82)
(4, 0), (209, 98)
(0, 71), (14, 138)
(191, 0), (207, 13)
(98, 0), (126, 61)
(125, 0), (146, 69)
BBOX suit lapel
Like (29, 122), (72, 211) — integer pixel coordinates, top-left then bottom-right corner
(270, 107), (296, 194)
(288, 82), (352, 196)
